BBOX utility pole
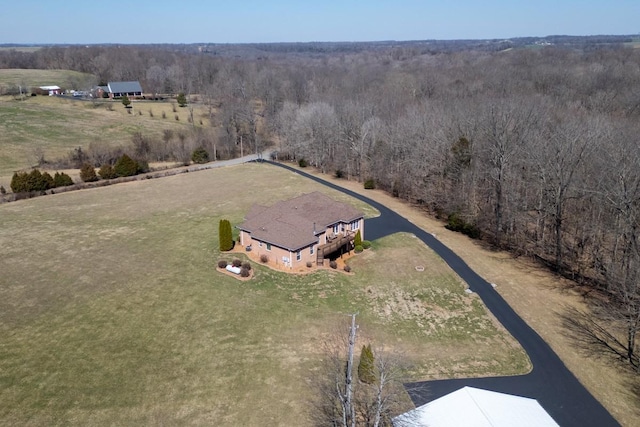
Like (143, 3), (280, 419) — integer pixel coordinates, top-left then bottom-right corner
(344, 313), (358, 427)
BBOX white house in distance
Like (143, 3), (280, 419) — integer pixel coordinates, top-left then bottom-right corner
(238, 192), (364, 269)
(392, 387), (560, 427)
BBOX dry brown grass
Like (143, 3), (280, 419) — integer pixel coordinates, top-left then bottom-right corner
(0, 94), (213, 188)
(0, 162), (530, 426)
(297, 165), (637, 426)
(0, 68), (86, 87)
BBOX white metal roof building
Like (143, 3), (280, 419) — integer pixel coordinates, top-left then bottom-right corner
(393, 386), (559, 427)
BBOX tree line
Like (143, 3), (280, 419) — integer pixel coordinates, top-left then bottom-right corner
(3, 41), (640, 372)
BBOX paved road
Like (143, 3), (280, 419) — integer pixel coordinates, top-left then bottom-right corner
(262, 160), (620, 427)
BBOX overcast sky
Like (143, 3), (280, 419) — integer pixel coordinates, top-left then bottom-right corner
(2, 0), (638, 44)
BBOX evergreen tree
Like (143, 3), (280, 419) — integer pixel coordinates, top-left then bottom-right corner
(53, 172), (74, 187)
(219, 219), (234, 251)
(354, 229), (362, 247)
(121, 94), (131, 108)
(114, 154), (139, 177)
(357, 344), (376, 384)
(10, 172), (28, 193)
(27, 169), (51, 191)
(80, 163), (99, 182)
(98, 164), (117, 179)
(176, 92), (187, 107)
(191, 147), (210, 164)
(42, 171), (55, 189)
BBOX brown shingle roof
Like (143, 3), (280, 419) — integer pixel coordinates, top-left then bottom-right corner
(239, 192), (363, 251)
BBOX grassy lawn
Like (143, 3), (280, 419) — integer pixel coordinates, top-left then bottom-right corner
(0, 163), (528, 426)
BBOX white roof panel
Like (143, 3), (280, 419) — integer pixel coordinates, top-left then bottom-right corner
(393, 387), (559, 427)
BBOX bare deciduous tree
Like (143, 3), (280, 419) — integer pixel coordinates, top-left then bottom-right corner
(309, 318), (417, 427)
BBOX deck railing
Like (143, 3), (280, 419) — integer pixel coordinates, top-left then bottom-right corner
(317, 231), (355, 266)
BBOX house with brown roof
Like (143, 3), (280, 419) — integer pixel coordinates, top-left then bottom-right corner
(238, 192), (364, 269)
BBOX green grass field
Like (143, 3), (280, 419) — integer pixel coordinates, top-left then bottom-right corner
(0, 163), (528, 425)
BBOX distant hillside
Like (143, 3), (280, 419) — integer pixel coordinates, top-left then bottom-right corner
(191, 34), (638, 58)
(1, 34), (637, 60)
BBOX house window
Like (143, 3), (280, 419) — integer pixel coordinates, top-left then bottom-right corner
(296, 251), (301, 261)
(266, 243), (271, 251)
(350, 220), (360, 230)
(310, 245), (314, 255)
(333, 224), (340, 234)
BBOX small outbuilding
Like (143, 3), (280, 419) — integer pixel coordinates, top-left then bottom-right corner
(392, 386), (559, 427)
(38, 85), (62, 96)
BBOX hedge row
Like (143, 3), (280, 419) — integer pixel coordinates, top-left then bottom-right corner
(11, 169), (73, 193)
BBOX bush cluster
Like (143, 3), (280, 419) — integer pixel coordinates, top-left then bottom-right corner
(53, 127), (234, 173)
(344, 265), (352, 273)
(298, 158), (308, 167)
(218, 260), (228, 268)
(10, 169), (74, 193)
(445, 213), (481, 239)
(329, 260), (338, 269)
(354, 245), (364, 253)
(240, 267), (250, 277)
(241, 261), (252, 271)
(232, 259), (242, 268)
(364, 179), (375, 189)
(96, 154), (147, 180)
(191, 147), (210, 164)
(362, 240), (372, 249)
(260, 254), (269, 263)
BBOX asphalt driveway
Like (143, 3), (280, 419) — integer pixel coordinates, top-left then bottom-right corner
(264, 160), (620, 427)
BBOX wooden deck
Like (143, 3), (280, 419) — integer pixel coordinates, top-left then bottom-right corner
(316, 231), (355, 266)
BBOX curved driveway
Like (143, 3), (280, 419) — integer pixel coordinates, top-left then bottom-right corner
(264, 160), (619, 427)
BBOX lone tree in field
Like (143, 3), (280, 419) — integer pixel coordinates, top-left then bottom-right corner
(177, 92), (187, 107)
(219, 219), (234, 251)
(121, 94), (131, 108)
(358, 344), (376, 384)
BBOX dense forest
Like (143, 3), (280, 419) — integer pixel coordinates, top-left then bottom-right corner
(2, 37), (640, 367)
